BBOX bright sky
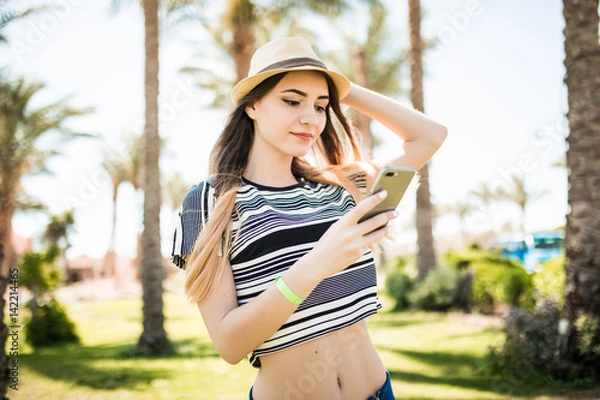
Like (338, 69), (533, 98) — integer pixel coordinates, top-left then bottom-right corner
(2, 0), (569, 259)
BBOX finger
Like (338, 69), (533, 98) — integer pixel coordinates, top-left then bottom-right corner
(360, 223), (392, 246)
(357, 209), (398, 236)
(348, 190), (388, 223)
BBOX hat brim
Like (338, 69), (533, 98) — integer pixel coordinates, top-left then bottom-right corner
(230, 66), (351, 104)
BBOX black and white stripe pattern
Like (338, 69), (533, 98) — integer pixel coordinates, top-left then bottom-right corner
(171, 180), (216, 268)
(171, 176), (381, 367)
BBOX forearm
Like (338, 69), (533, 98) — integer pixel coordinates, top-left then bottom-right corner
(210, 252), (323, 364)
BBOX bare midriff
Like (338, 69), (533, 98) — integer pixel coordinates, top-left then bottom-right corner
(252, 320), (386, 400)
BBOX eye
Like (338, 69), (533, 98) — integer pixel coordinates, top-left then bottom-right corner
(283, 99), (300, 106)
(315, 105), (327, 113)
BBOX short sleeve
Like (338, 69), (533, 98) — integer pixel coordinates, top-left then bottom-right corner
(347, 170), (368, 195)
(171, 180), (216, 269)
(347, 160), (382, 195)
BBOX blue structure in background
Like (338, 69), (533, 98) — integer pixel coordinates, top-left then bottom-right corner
(492, 231), (565, 273)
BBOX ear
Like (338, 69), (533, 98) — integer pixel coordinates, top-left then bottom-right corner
(245, 103), (257, 120)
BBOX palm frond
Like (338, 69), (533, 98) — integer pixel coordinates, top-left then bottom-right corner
(0, 72), (94, 214)
(0, 3), (54, 43)
(15, 195), (47, 213)
(108, 0), (136, 16)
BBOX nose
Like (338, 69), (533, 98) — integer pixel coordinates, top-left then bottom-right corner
(299, 106), (319, 126)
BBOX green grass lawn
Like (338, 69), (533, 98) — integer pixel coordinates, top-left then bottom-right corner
(14, 291), (600, 400)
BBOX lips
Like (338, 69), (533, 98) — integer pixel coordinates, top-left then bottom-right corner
(291, 132), (313, 141)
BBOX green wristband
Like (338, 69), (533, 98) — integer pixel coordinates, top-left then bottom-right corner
(275, 276), (304, 306)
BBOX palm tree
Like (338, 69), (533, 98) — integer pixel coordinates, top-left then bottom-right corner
(164, 171), (190, 214)
(179, 2), (313, 109)
(0, 75), (91, 272)
(0, 73), (91, 398)
(561, 0), (600, 363)
(227, 0), (354, 81)
(506, 176), (528, 233)
(137, 0), (172, 354)
(102, 149), (130, 278)
(497, 175), (547, 233)
(225, 0), (256, 84)
(101, 134), (141, 278)
(42, 208), (75, 275)
(408, 0), (437, 280)
(327, 1), (406, 159)
(181, 0), (358, 105)
(469, 182), (505, 234)
(163, 171), (190, 262)
(439, 200), (477, 249)
(109, 0), (172, 354)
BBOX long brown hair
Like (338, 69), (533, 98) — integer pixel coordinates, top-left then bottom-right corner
(185, 71), (365, 304)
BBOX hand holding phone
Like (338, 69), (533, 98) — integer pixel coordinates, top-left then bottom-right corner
(358, 166), (416, 224)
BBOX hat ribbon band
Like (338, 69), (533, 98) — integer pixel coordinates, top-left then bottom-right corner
(258, 57), (327, 74)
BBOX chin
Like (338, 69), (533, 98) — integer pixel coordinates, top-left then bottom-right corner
(284, 145), (313, 158)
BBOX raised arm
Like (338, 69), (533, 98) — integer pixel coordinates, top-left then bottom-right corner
(342, 83), (447, 171)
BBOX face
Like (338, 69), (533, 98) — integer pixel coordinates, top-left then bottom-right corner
(245, 70), (329, 162)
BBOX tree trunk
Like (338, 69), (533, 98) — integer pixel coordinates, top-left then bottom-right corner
(0, 188), (15, 398)
(415, 164), (437, 279)
(138, 0), (171, 354)
(562, 0), (600, 357)
(0, 192), (15, 283)
(135, 233), (142, 281)
(102, 185), (119, 278)
(227, 0), (256, 84)
(0, 275), (7, 399)
(408, 0), (437, 280)
(352, 47), (375, 159)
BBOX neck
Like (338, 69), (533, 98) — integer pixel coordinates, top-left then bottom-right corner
(244, 152), (297, 187)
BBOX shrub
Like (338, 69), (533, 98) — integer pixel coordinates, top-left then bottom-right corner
(24, 298), (80, 348)
(453, 269), (473, 312)
(384, 257), (413, 311)
(574, 314), (600, 370)
(444, 248), (482, 271)
(481, 300), (560, 381)
(385, 269), (411, 310)
(472, 259), (534, 310)
(533, 256), (566, 308)
(408, 266), (458, 311)
(19, 245), (63, 296)
(445, 248), (534, 312)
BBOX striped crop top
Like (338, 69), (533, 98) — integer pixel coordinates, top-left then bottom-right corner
(171, 176), (381, 367)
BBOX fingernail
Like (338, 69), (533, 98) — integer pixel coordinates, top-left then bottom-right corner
(378, 190), (388, 199)
(392, 210), (399, 218)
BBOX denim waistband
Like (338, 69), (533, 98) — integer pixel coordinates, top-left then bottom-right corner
(368, 370), (395, 400)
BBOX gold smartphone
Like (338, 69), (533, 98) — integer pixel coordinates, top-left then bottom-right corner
(358, 166), (416, 224)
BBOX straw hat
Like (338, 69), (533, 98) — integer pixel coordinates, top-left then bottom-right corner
(230, 37), (351, 104)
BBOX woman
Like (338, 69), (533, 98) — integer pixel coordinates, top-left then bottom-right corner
(172, 37), (447, 400)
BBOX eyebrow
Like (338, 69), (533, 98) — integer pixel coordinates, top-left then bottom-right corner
(281, 89), (329, 100)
